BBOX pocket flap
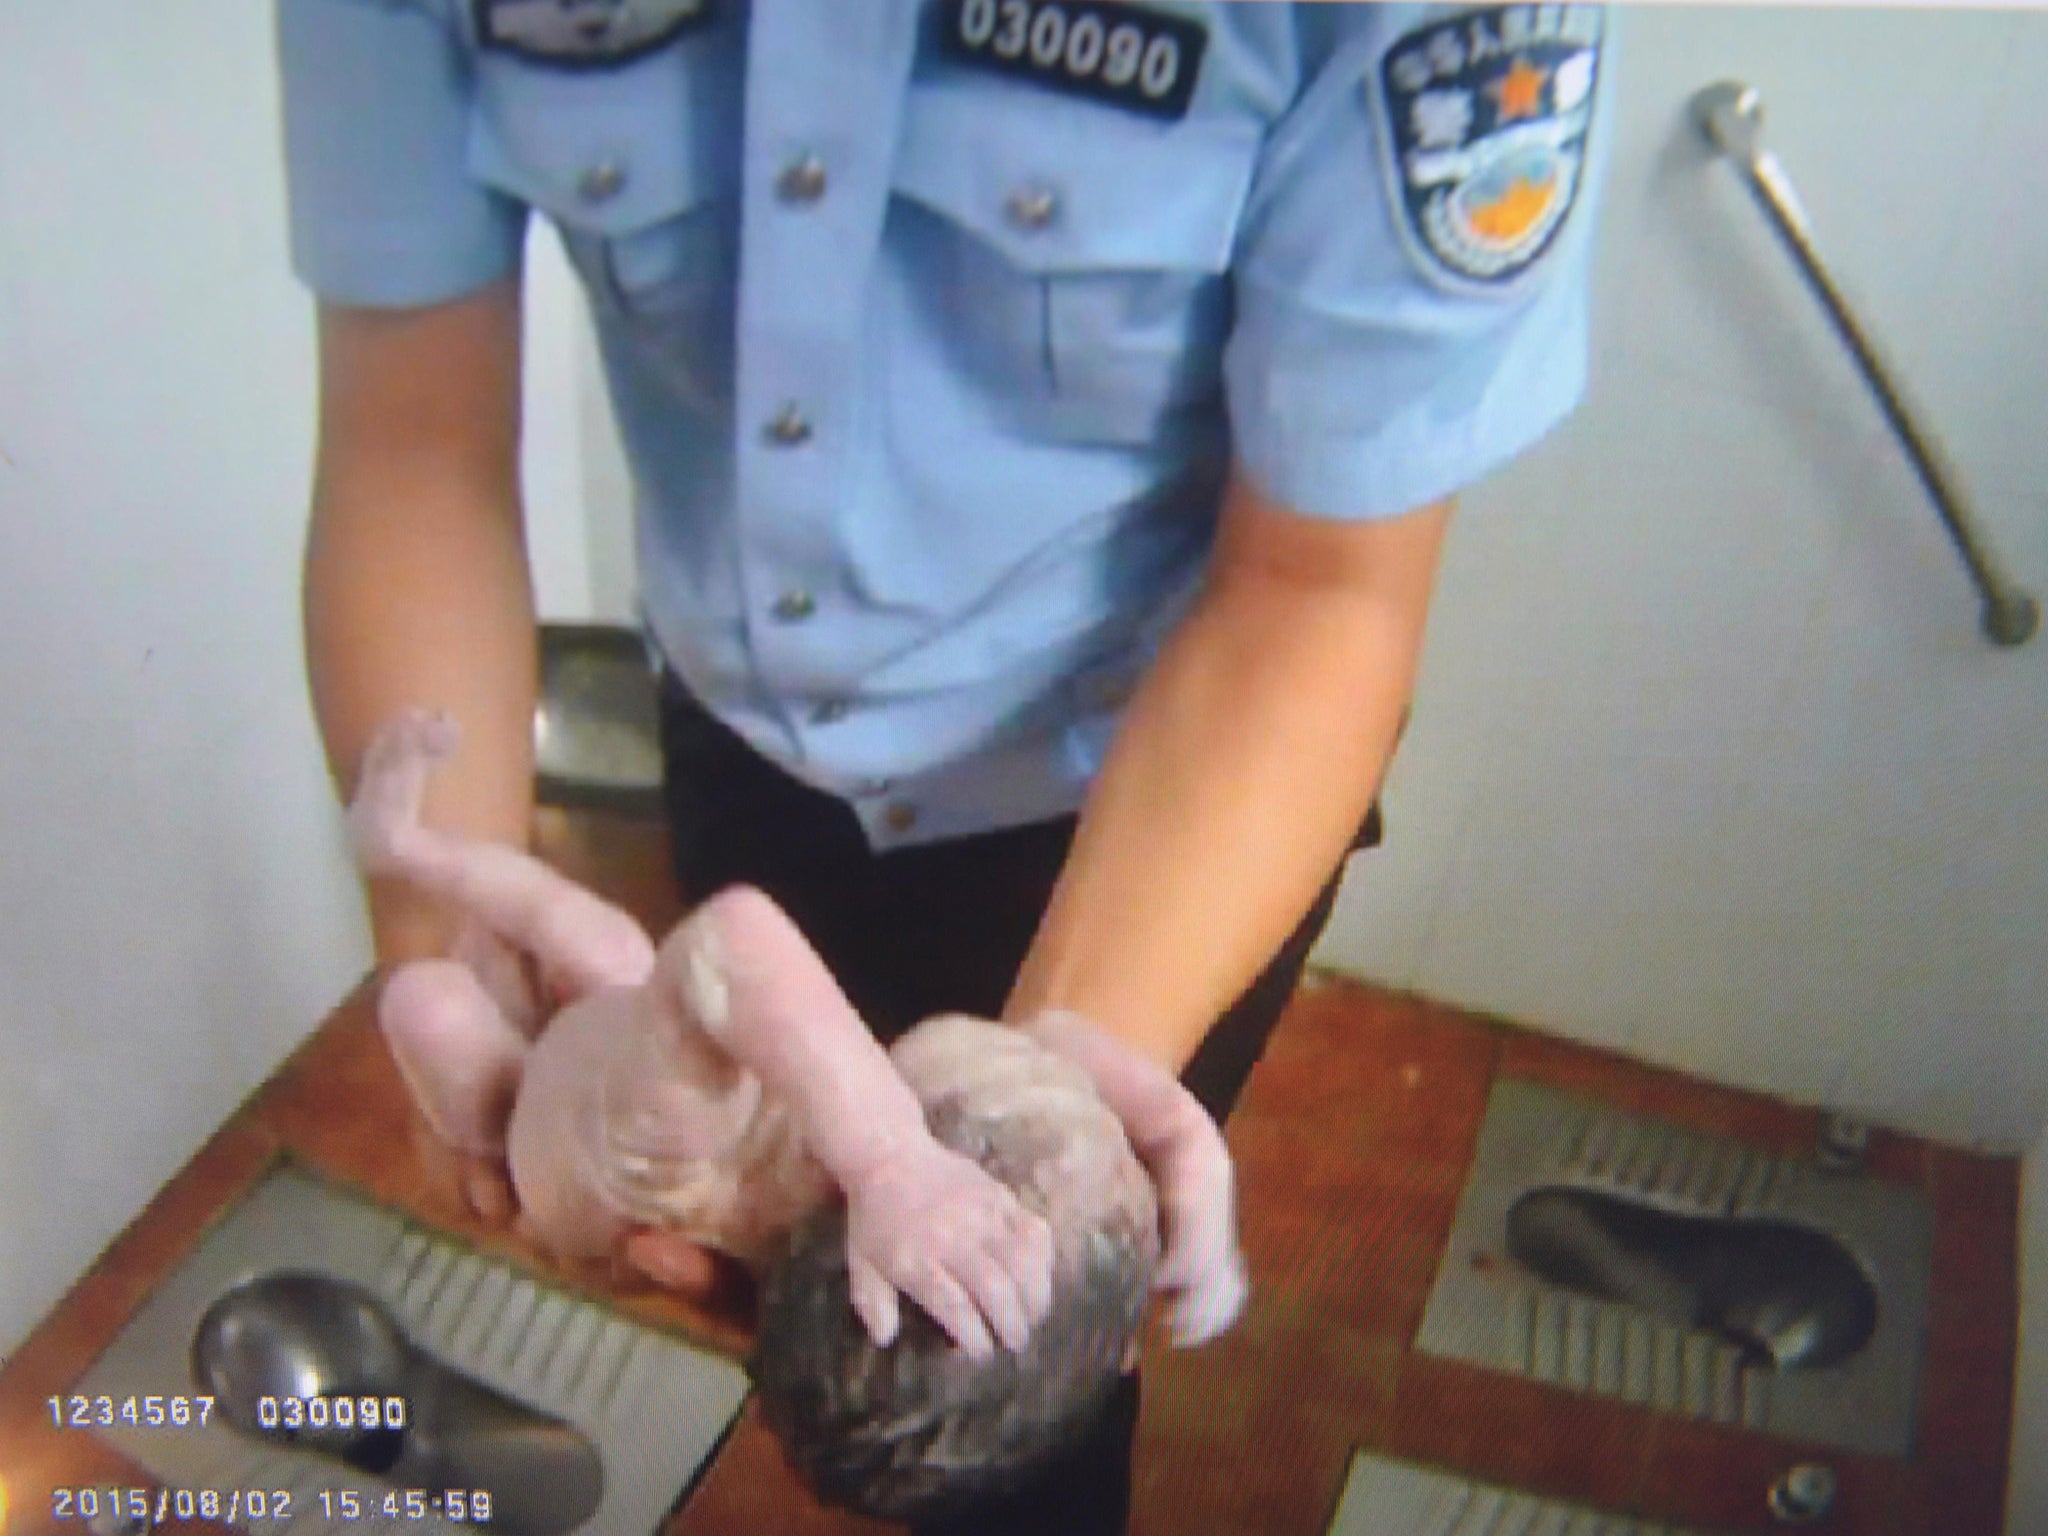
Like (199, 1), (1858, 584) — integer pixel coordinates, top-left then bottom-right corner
(466, 52), (741, 234)
(892, 87), (1259, 274)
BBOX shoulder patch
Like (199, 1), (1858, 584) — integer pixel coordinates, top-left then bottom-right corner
(475, 0), (715, 68)
(1374, 5), (1604, 295)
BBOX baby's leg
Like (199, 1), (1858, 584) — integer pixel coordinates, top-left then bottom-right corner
(348, 709), (655, 996)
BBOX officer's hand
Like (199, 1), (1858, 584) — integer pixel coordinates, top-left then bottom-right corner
(1021, 1009), (1251, 1347)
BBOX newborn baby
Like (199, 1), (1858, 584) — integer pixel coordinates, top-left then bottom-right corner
(349, 711), (1249, 1518)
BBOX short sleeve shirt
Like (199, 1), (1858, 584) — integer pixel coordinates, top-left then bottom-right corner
(278, 0), (1615, 848)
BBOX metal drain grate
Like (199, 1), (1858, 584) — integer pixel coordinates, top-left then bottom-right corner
(1326, 1451), (1717, 1536)
(1414, 1078), (1932, 1457)
(73, 1164), (749, 1535)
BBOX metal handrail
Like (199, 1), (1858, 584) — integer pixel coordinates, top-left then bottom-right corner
(1692, 80), (2038, 649)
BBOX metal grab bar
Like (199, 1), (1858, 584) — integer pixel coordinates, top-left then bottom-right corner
(1691, 81), (2039, 649)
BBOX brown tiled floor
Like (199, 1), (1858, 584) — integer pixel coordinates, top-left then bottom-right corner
(1125, 972), (2019, 1536)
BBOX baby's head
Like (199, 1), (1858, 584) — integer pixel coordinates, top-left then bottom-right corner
(748, 1030), (1161, 1523)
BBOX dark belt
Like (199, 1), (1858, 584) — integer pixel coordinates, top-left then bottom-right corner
(660, 671), (1392, 853)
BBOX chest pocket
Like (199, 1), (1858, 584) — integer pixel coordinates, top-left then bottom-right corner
(890, 87), (1259, 444)
(465, 39), (742, 402)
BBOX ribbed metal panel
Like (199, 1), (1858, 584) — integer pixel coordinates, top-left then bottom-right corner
(1326, 1451), (1711, 1536)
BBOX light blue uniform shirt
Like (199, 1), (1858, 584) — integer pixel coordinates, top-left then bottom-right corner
(278, 0), (1613, 849)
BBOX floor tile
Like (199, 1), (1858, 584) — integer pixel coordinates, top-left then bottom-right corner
(1927, 1146), (2021, 1311)
(1381, 1354), (1654, 1510)
(661, 1404), (889, 1535)
(1916, 1290), (2019, 1467)
(1639, 1415), (1901, 1533)
(1890, 1458), (2010, 1536)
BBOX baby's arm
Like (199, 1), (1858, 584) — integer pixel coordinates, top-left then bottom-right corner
(658, 887), (1055, 1361)
(349, 709), (655, 995)
(1022, 1010), (1249, 1346)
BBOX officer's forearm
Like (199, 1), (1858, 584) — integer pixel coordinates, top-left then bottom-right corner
(1005, 480), (1451, 1071)
(304, 286), (538, 968)
(306, 479), (538, 967)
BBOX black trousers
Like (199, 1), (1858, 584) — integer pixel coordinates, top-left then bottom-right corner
(658, 677), (1374, 1534)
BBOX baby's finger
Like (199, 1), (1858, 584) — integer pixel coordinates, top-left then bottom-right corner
(951, 1243), (1032, 1356)
(848, 1256), (901, 1350)
(910, 1266), (994, 1362)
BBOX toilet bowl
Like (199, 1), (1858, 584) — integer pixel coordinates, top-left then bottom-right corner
(71, 1165), (750, 1536)
(1505, 1185), (1879, 1370)
(1414, 1078), (1932, 1456)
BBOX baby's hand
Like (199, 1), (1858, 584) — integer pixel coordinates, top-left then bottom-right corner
(841, 1138), (1055, 1362)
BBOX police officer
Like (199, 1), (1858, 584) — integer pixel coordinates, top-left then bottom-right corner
(281, 0), (1610, 1528)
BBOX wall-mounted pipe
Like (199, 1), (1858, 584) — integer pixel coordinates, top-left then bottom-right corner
(1692, 80), (2038, 649)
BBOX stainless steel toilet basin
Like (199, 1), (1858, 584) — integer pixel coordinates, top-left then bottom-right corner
(1415, 1078), (1932, 1455)
(72, 1164), (749, 1535)
(191, 1273), (604, 1535)
(1505, 1186), (1879, 1371)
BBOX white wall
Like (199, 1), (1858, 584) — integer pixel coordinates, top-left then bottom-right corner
(1308, 5), (2048, 1156)
(0, 4), (592, 1354)
(2015, 1144), (2048, 1532)
(0, 1), (348, 1353)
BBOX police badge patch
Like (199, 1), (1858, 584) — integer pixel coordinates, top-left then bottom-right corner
(476, 0), (714, 67)
(1375, 5), (1604, 294)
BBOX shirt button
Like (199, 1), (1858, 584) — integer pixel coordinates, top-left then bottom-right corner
(1004, 185), (1060, 231)
(771, 589), (817, 623)
(884, 801), (919, 834)
(776, 154), (828, 205)
(765, 403), (814, 446)
(811, 698), (852, 725)
(578, 160), (628, 204)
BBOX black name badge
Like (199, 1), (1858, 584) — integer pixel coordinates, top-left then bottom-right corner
(939, 0), (1208, 122)
(476, 0), (716, 69)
